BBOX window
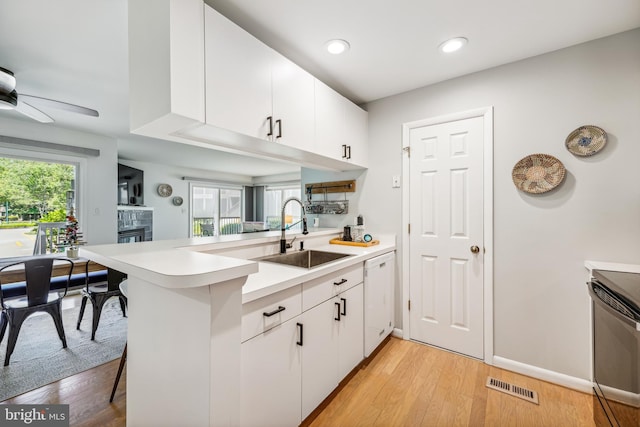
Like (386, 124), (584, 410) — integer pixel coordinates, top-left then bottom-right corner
(190, 183), (242, 237)
(0, 156), (78, 257)
(264, 184), (302, 231)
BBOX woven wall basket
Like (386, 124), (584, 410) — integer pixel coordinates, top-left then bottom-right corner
(565, 125), (607, 156)
(512, 154), (566, 194)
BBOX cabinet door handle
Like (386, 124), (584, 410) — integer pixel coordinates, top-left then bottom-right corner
(346, 145), (351, 159)
(334, 302), (341, 321)
(263, 306), (285, 317)
(267, 116), (273, 137)
(341, 144), (347, 159)
(340, 297), (347, 316)
(296, 322), (303, 346)
(275, 119), (282, 138)
(333, 278), (347, 286)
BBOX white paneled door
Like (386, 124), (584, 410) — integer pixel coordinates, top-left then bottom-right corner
(409, 116), (484, 359)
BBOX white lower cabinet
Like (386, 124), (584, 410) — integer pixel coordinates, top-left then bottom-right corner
(338, 283), (364, 380)
(241, 317), (302, 427)
(301, 297), (340, 419)
(301, 282), (364, 420)
(241, 266), (365, 426)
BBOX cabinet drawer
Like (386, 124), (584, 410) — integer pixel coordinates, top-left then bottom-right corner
(242, 284), (302, 342)
(302, 264), (363, 311)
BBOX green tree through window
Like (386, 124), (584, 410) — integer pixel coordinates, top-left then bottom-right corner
(0, 158), (75, 221)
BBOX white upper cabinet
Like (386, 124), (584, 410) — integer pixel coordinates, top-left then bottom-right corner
(315, 80), (368, 168)
(129, 1), (367, 171)
(314, 79), (344, 160)
(271, 55), (315, 151)
(205, 6), (314, 151)
(204, 5), (272, 140)
(342, 98), (368, 167)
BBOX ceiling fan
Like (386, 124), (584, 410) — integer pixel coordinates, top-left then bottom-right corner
(0, 66), (99, 123)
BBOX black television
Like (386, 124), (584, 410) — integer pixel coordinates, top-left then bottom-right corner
(118, 163), (144, 206)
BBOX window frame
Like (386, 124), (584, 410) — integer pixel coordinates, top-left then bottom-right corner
(263, 183), (302, 231)
(0, 146), (85, 228)
(188, 180), (244, 237)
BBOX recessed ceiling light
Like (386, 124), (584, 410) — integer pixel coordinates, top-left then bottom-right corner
(439, 37), (468, 53)
(325, 39), (350, 55)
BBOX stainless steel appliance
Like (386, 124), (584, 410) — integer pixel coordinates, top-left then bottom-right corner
(589, 270), (640, 426)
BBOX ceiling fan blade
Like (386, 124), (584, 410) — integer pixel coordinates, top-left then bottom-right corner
(15, 100), (54, 123)
(20, 94), (99, 117)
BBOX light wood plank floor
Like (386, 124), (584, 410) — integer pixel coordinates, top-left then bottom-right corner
(309, 337), (595, 427)
(1, 337), (595, 426)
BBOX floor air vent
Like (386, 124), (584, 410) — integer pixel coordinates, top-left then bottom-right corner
(485, 376), (539, 404)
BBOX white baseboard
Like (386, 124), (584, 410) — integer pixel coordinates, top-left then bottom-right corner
(492, 356), (593, 394)
(391, 327), (403, 338)
(392, 334), (592, 394)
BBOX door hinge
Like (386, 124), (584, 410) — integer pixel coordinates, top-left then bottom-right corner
(403, 146), (410, 157)
(408, 223), (411, 234)
(408, 299), (411, 311)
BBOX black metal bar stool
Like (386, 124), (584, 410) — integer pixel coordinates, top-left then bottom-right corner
(110, 279), (128, 402)
(0, 258), (73, 366)
(77, 268), (127, 339)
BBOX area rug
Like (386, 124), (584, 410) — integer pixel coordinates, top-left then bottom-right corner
(0, 298), (127, 401)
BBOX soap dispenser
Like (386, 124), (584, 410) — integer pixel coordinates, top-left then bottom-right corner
(353, 214), (365, 242)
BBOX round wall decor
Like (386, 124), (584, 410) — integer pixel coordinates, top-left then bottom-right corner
(512, 154), (566, 194)
(172, 196), (183, 206)
(565, 125), (607, 156)
(157, 184), (172, 197)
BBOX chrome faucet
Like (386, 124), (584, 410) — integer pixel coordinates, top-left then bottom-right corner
(280, 197), (309, 254)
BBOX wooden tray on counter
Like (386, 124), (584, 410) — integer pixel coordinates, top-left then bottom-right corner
(329, 238), (380, 247)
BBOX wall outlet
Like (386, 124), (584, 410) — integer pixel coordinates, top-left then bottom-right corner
(392, 175), (401, 188)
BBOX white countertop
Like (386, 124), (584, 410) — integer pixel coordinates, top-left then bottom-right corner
(240, 235), (396, 303)
(584, 260), (640, 274)
(81, 244), (258, 289)
(81, 228), (395, 294)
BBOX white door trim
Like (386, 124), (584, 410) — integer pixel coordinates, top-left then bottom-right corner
(401, 106), (494, 364)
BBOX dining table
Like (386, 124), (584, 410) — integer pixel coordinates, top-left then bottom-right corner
(0, 254), (105, 284)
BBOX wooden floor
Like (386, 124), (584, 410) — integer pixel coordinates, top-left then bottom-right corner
(309, 338), (595, 427)
(1, 337), (595, 426)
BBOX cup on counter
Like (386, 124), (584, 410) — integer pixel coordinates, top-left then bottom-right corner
(343, 226), (352, 241)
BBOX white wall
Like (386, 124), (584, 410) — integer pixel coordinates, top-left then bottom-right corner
(120, 159), (253, 240)
(363, 28), (640, 380)
(0, 117), (118, 245)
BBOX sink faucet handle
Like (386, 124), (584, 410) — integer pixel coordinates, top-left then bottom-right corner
(286, 235), (297, 249)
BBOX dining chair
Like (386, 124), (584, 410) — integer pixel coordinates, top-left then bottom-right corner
(0, 257), (74, 366)
(76, 268), (127, 340)
(110, 279), (128, 402)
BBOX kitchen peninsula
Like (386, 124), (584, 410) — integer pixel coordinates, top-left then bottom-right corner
(82, 228), (395, 426)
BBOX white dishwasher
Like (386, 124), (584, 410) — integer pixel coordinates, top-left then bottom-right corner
(364, 251), (395, 357)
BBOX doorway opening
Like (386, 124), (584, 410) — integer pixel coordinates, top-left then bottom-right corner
(401, 106), (494, 362)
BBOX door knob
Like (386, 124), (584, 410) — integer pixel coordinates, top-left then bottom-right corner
(470, 245), (480, 254)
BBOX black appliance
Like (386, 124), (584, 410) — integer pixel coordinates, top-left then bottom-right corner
(118, 163), (144, 206)
(589, 270), (640, 426)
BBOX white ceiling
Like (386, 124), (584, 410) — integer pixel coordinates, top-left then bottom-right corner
(0, 0), (638, 176)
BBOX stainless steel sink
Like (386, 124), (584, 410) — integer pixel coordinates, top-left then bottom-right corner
(256, 250), (352, 269)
